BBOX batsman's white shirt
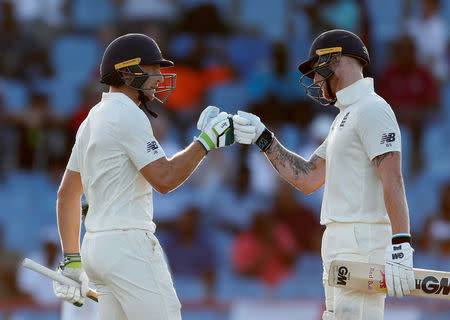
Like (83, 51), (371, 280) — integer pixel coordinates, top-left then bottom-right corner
(67, 92), (165, 232)
(315, 77), (401, 226)
(315, 78), (402, 320)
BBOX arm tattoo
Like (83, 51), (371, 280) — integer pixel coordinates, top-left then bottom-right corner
(266, 141), (319, 177)
(373, 151), (400, 168)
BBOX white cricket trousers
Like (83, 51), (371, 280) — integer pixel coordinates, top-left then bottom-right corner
(321, 222), (391, 320)
(81, 229), (182, 320)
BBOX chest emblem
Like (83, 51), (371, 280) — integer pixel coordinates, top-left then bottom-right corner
(339, 112), (350, 127)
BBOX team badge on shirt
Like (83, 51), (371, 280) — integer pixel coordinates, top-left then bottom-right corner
(339, 112), (350, 128)
(380, 133), (395, 146)
(147, 141), (159, 152)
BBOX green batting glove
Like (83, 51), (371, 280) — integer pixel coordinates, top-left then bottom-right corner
(195, 106), (234, 153)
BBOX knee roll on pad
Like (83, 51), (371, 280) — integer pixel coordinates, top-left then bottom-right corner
(322, 311), (337, 320)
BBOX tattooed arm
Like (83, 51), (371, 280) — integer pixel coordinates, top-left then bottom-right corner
(264, 138), (326, 194)
(373, 151), (410, 234)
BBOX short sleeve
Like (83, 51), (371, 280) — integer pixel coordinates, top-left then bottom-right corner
(66, 143), (80, 172)
(356, 102), (401, 161)
(118, 109), (166, 170)
(314, 138), (328, 160)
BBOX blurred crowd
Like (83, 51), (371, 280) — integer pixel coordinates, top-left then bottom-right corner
(0, 0), (449, 311)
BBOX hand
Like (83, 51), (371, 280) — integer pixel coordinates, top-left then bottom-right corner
(385, 242), (415, 298)
(233, 110), (273, 151)
(53, 254), (89, 307)
(196, 106), (234, 152)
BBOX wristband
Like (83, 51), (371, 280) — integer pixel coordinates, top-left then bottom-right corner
(62, 253), (82, 268)
(255, 128), (274, 152)
(392, 233), (411, 245)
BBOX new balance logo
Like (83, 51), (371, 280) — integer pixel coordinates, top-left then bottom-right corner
(147, 141), (159, 152)
(380, 133), (395, 145)
(339, 112), (350, 127)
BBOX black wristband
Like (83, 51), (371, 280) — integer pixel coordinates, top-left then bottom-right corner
(255, 128), (274, 152)
(392, 234), (412, 245)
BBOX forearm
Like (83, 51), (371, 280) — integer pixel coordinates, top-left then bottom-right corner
(373, 152), (411, 235)
(265, 138), (323, 194)
(383, 174), (410, 235)
(164, 141), (206, 192)
(56, 197), (82, 254)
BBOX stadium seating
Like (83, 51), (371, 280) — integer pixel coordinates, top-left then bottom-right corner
(10, 310), (59, 320)
(0, 78), (29, 113)
(238, 0), (288, 40)
(206, 81), (251, 114)
(71, 0), (116, 30)
(225, 35), (270, 78)
(51, 35), (100, 86)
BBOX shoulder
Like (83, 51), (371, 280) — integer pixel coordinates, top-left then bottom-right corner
(357, 93), (395, 118)
(116, 103), (152, 131)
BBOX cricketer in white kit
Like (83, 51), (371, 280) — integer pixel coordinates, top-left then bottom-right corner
(233, 29), (415, 320)
(53, 34), (235, 320)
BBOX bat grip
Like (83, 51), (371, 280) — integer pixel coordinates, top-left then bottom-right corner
(22, 258), (98, 302)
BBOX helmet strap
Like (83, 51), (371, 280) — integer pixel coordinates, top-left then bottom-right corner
(138, 90), (158, 118)
(325, 76), (337, 104)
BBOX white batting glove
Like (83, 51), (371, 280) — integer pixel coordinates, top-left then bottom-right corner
(53, 253), (89, 307)
(385, 241), (415, 298)
(233, 110), (274, 152)
(195, 106), (234, 152)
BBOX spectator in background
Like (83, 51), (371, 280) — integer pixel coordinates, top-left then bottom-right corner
(231, 211), (298, 287)
(405, 0), (449, 82)
(378, 35), (439, 176)
(0, 97), (6, 182)
(13, 93), (67, 171)
(164, 207), (216, 297)
(0, 224), (23, 299)
(7, 0), (59, 80)
(213, 159), (266, 232)
(420, 181), (450, 256)
(248, 41), (303, 103)
(165, 37), (209, 113)
(177, 3), (230, 35)
(0, 1), (27, 78)
(69, 83), (104, 141)
(271, 179), (323, 253)
(166, 36), (234, 115)
(302, 0), (365, 37)
(12, 0), (66, 29)
(17, 229), (60, 305)
(119, 0), (178, 25)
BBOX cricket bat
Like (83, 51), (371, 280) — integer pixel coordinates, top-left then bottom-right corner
(22, 258), (98, 302)
(328, 260), (450, 300)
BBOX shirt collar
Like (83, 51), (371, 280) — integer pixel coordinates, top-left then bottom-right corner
(101, 92), (137, 107)
(335, 77), (374, 110)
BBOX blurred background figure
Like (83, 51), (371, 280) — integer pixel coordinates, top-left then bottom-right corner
(231, 211), (298, 287)
(420, 181), (450, 256)
(405, 0), (449, 82)
(378, 35), (439, 177)
(17, 228), (60, 306)
(163, 207), (217, 298)
(0, 224), (23, 300)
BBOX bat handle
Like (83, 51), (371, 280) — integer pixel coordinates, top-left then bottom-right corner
(87, 289), (98, 302)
